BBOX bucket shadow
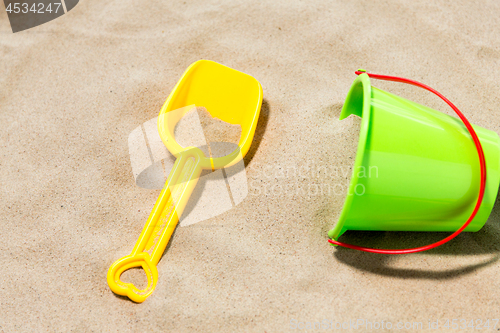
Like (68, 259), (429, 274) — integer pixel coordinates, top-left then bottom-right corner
(332, 189), (500, 280)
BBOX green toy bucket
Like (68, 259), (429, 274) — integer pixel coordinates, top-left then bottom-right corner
(328, 73), (500, 242)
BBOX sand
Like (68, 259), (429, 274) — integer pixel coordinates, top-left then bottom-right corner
(1, 0), (500, 332)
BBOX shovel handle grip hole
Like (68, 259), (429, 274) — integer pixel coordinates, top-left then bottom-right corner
(107, 254), (158, 302)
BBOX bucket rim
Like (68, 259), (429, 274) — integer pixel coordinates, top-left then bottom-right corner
(328, 73), (372, 240)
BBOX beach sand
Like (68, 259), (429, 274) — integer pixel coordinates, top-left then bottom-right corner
(1, 0), (500, 331)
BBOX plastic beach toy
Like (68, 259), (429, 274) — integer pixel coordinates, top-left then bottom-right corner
(329, 70), (500, 254)
(108, 60), (263, 302)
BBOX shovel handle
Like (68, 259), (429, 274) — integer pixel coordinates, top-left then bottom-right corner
(108, 149), (203, 302)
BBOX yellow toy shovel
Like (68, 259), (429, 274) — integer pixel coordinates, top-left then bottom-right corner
(107, 60), (263, 303)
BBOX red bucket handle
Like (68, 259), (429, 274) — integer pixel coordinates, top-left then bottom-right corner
(328, 70), (487, 254)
